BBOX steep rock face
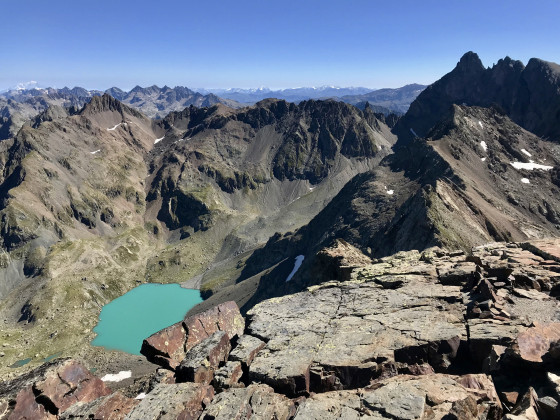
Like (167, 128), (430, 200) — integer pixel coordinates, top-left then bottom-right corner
(149, 99), (394, 197)
(394, 52), (560, 145)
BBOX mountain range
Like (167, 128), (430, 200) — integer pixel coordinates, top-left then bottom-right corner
(1, 51), (560, 418)
(0, 84), (425, 141)
(197, 86), (374, 103)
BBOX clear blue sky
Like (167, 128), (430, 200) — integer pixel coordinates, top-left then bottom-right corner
(1, 0), (559, 90)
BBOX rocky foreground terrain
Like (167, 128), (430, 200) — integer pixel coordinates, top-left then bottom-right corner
(3, 238), (560, 419)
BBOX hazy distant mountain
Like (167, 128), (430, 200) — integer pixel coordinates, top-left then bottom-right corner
(338, 83), (427, 113)
(198, 85), (425, 113)
(110, 85), (243, 118)
(199, 86), (374, 103)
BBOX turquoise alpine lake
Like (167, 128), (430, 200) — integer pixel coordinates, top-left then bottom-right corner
(92, 284), (202, 355)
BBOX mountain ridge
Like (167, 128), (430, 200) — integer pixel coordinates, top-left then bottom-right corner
(393, 51), (560, 146)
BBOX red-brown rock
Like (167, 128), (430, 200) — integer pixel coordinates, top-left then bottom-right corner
(33, 360), (112, 414)
(183, 301), (245, 351)
(140, 322), (186, 370)
(176, 331), (232, 385)
(140, 301), (244, 371)
(212, 361), (244, 391)
(8, 386), (56, 420)
(59, 391), (139, 419)
(516, 322), (560, 363)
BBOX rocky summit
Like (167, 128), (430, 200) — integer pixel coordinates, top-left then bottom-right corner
(3, 239), (560, 418)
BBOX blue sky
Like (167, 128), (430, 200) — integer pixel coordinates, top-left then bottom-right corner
(1, 0), (559, 90)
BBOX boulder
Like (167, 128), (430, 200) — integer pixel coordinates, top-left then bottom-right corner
(124, 383), (214, 420)
(8, 386), (56, 420)
(59, 392), (138, 420)
(140, 301), (244, 371)
(212, 361), (244, 391)
(468, 319), (524, 365)
(509, 387), (540, 420)
(147, 368), (176, 390)
(32, 360), (112, 415)
(183, 301), (245, 351)
(140, 322), (186, 370)
(314, 239), (372, 281)
(437, 261), (478, 285)
(537, 396), (559, 420)
(176, 331), (231, 384)
(515, 322), (560, 363)
(0, 358), (70, 402)
(293, 373), (502, 419)
(228, 334), (265, 368)
(199, 384), (294, 420)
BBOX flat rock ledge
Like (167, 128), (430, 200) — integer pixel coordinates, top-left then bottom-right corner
(3, 239), (560, 419)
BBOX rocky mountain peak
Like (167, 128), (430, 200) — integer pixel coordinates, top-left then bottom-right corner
(525, 57), (560, 81)
(393, 52), (560, 146)
(80, 93), (141, 118)
(105, 86), (126, 100)
(455, 51), (485, 74)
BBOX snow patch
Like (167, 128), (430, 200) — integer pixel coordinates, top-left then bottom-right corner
(480, 141), (487, 152)
(384, 186), (394, 195)
(107, 123), (122, 131)
(154, 136), (164, 144)
(521, 149), (532, 157)
(135, 393), (146, 400)
(286, 255), (305, 282)
(101, 371), (131, 382)
(481, 157), (486, 162)
(478, 121), (483, 129)
(409, 128), (419, 138)
(521, 178), (530, 184)
(510, 161), (553, 171)
(90, 149), (101, 155)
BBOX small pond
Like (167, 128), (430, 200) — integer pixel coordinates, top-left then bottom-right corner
(92, 284), (202, 355)
(9, 357), (31, 368)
